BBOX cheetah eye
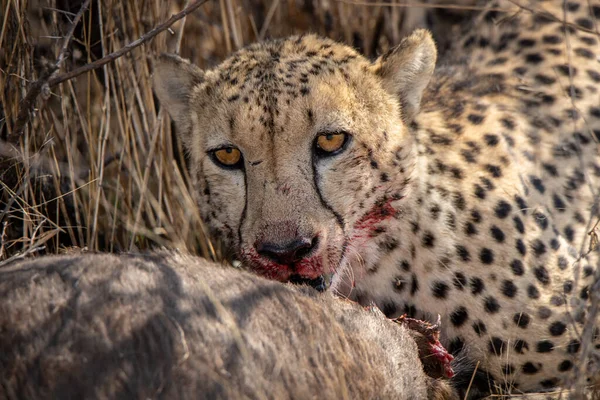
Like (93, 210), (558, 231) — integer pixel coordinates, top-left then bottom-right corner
(315, 132), (350, 156)
(210, 146), (244, 169)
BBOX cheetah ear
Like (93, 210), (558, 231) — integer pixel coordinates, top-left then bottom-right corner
(153, 53), (205, 134)
(372, 29), (437, 123)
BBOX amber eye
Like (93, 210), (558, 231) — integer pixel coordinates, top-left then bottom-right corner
(211, 147), (243, 168)
(315, 132), (349, 156)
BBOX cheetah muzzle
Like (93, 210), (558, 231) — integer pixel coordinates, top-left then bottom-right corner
(154, 30), (435, 285)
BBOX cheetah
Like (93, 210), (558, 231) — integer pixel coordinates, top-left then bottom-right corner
(153, 0), (600, 395)
(0, 252), (456, 399)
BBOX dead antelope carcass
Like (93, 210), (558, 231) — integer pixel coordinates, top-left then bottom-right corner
(0, 252), (456, 399)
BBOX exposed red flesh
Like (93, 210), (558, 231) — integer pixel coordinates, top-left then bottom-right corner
(394, 315), (455, 379)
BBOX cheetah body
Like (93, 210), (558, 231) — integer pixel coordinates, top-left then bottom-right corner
(154, 0), (600, 394)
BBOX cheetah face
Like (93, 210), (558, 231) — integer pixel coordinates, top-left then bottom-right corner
(154, 31), (436, 283)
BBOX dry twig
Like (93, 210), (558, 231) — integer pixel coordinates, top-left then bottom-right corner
(11, 0), (91, 141)
(45, 0), (210, 87)
(9, 0), (210, 143)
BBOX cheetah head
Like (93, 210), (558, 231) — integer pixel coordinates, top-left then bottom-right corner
(154, 30), (437, 284)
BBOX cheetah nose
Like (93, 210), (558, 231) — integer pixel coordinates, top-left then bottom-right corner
(255, 236), (319, 265)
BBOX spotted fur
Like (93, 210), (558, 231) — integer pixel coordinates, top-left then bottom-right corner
(154, 0), (600, 394)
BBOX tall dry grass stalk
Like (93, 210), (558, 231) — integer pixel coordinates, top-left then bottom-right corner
(2, 1), (204, 261)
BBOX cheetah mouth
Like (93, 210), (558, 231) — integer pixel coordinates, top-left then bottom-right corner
(238, 222), (349, 282)
(239, 246), (342, 283)
(250, 257), (329, 282)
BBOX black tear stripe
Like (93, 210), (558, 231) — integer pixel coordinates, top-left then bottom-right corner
(311, 155), (348, 263)
(237, 167), (248, 250)
(202, 177), (212, 223)
(200, 162), (211, 207)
